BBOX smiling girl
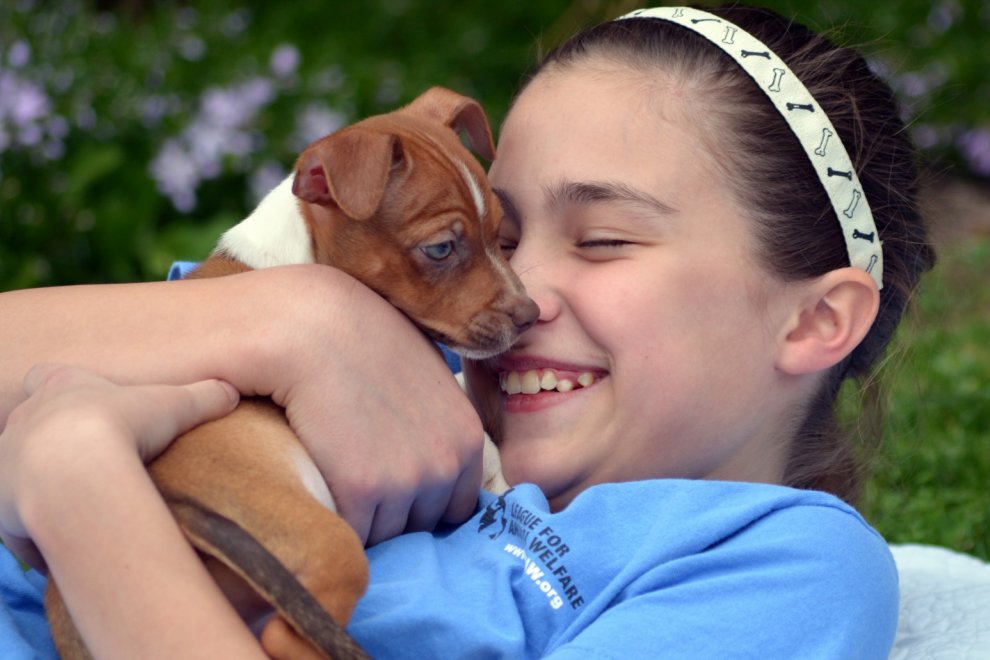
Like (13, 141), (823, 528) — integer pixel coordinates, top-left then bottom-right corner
(0, 5), (933, 658)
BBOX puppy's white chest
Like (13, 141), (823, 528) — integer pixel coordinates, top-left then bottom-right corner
(285, 441), (337, 513)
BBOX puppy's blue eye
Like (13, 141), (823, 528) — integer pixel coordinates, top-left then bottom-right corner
(422, 240), (455, 260)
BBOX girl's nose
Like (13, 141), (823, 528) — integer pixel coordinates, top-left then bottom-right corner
(510, 242), (561, 324)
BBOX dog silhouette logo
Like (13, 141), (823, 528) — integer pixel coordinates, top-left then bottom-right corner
(478, 489), (512, 540)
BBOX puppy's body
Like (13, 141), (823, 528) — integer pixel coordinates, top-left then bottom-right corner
(46, 87), (534, 660)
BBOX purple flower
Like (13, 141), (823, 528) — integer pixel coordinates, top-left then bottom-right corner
(179, 36), (206, 62)
(150, 78), (277, 211)
(249, 160), (287, 204)
(893, 64), (947, 101)
(239, 78), (275, 108)
(201, 86), (250, 127)
(899, 73), (930, 98)
(75, 106), (97, 130)
(150, 139), (200, 212)
(312, 65), (346, 93)
(7, 41), (31, 68)
(139, 95), (180, 128)
(294, 103), (346, 149)
(912, 124), (941, 150)
(0, 69), (63, 156)
(220, 9), (250, 38)
(958, 127), (990, 177)
(0, 73), (50, 126)
(928, 0), (962, 34)
(270, 44), (300, 77)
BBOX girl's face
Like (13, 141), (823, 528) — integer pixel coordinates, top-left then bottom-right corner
(468, 62), (811, 509)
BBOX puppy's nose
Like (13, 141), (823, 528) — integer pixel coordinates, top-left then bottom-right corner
(510, 297), (540, 333)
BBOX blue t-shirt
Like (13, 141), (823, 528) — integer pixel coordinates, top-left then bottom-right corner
(348, 480), (898, 658)
(0, 479), (897, 658)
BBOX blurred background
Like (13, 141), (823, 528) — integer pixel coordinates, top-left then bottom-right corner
(1, 0), (987, 558)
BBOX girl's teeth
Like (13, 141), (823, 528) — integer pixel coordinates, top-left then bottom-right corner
(540, 371), (557, 390)
(521, 371), (541, 394)
(499, 369), (596, 394)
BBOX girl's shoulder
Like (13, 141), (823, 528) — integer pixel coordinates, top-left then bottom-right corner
(476, 479), (896, 605)
(504, 478), (889, 557)
(533, 480), (898, 656)
(356, 481), (898, 658)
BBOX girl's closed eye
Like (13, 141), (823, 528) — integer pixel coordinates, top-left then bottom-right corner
(577, 238), (638, 261)
(578, 238), (632, 249)
(499, 237), (518, 258)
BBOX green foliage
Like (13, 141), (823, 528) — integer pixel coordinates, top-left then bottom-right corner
(860, 236), (990, 560)
(1, 0), (988, 289)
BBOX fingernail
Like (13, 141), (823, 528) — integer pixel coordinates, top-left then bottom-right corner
(217, 380), (240, 407)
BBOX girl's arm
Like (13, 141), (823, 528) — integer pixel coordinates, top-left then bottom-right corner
(0, 265), (485, 545)
(0, 365), (265, 659)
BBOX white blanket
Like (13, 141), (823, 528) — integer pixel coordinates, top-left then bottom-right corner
(889, 544), (990, 659)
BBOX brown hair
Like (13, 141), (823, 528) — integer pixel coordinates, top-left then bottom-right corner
(528, 5), (935, 505)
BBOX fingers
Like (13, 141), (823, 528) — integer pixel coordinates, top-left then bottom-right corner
(333, 496), (376, 548)
(19, 364), (240, 462)
(365, 499), (412, 547)
(403, 484), (455, 535)
(335, 484), (437, 547)
(347, 440), (484, 546)
(337, 415), (485, 546)
(404, 447), (484, 533)
(123, 379), (240, 460)
(441, 449), (485, 524)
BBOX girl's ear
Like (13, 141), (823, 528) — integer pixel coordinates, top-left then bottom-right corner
(776, 268), (880, 376)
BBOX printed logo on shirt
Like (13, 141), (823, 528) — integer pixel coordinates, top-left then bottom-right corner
(479, 494), (585, 611)
(478, 489), (512, 540)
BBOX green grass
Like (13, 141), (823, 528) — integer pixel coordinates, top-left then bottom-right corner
(861, 233), (990, 560)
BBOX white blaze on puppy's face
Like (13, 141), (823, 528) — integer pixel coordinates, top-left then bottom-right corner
(454, 158), (486, 222)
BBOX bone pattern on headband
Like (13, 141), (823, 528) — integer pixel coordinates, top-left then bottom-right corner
(616, 6), (884, 289)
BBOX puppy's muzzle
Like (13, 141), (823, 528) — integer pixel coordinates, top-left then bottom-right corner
(456, 294), (539, 359)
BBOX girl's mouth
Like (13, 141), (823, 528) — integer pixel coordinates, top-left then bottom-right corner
(499, 368), (597, 395)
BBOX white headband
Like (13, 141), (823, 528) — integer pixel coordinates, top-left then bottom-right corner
(616, 6), (883, 289)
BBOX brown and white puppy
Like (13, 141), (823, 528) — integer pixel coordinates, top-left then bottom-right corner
(45, 87), (536, 660)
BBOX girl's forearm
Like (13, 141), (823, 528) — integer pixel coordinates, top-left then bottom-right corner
(22, 426), (264, 659)
(0, 266), (340, 425)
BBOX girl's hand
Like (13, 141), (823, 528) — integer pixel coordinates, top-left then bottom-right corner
(255, 267), (487, 546)
(0, 364), (239, 570)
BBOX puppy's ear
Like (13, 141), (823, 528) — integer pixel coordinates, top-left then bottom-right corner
(292, 130), (402, 220)
(403, 86), (495, 161)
